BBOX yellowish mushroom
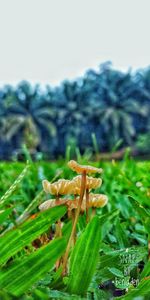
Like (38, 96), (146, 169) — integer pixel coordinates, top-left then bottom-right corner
(42, 179), (74, 196)
(88, 193), (108, 208)
(39, 199), (67, 211)
(39, 198), (78, 212)
(73, 175), (102, 191)
(68, 160), (103, 174)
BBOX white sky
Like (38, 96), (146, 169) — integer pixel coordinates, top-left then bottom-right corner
(0, 0), (150, 86)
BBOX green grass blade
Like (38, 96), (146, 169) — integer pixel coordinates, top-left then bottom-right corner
(0, 237), (67, 296)
(67, 216), (101, 296)
(0, 205), (67, 265)
(0, 162), (30, 208)
(0, 208), (12, 225)
(46, 289), (85, 299)
(140, 260), (150, 279)
(16, 190), (45, 224)
(115, 217), (129, 248)
(128, 196), (150, 233)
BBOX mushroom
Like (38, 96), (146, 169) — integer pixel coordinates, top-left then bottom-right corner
(88, 193), (108, 218)
(62, 161), (103, 274)
(40, 161), (107, 275)
(88, 193), (108, 208)
(73, 175), (102, 190)
(42, 178), (74, 260)
(72, 175), (102, 222)
(68, 160), (103, 174)
(42, 179), (74, 196)
(69, 193), (108, 212)
(39, 198), (78, 213)
(39, 199), (67, 211)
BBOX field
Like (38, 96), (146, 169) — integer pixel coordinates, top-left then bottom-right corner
(0, 156), (150, 299)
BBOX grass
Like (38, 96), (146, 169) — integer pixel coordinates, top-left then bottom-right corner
(0, 156), (150, 299)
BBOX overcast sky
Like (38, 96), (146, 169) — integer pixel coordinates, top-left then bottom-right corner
(0, 0), (149, 86)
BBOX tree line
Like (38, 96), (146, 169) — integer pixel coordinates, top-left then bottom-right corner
(0, 62), (150, 159)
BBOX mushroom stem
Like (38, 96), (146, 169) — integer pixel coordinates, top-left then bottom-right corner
(55, 195), (62, 270)
(55, 196), (62, 237)
(71, 209), (76, 245)
(86, 189), (90, 223)
(62, 171), (86, 275)
(91, 207), (96, 219)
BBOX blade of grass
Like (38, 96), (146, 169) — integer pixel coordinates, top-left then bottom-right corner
(0, 205), (67, 265)
(0, 237), (67, 296)
(0, 162), (30, 208)
(67, 215), (101, 296)
(0, 208), (12, 225)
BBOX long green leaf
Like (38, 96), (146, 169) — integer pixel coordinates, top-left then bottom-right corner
(67, 216), (101, 296)
(140, 260), (150, 279)
(0, 208), (12, 225)
(128, 196), (150, 233)
(0, 163), (30, 208)
(0, 237), (66, 296)
(0, 205), (67, 265)
(33, 287), (86, 300)
(115, 217), (129, 248)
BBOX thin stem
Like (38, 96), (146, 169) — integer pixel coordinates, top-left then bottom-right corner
(55, 195), (62, 238)
(62, 171), (86, 275)
(55, 195), (62, 270)
(86, 189), (89, 223)
(71, 209), (76, 245)
(91, 207), (96, 219)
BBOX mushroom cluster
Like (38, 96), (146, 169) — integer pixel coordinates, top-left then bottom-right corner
(39, 160), (108, 274)
(39, 160), (108, 216)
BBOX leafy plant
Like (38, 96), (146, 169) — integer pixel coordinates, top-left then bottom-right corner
(0, 81), (57, 156)
(0, 64), (150, 159)
(0, 158), (150, 298)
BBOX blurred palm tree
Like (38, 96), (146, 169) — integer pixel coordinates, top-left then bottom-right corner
(48, 80), (84, 154)
(83, 66), (149, 150)
(0, 81), (57, 154)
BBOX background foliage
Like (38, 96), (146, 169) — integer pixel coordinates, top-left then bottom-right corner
(0, 156), (150, 299)
(0, 62), (150, 159)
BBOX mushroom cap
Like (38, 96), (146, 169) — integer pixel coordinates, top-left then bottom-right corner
(42, 180), (51, 193)
(68, 160), (103, 174)
(71, 193), (108, 210)
(73, 175), (102, 191)
(39, 199), (67, 211)
(88, 193), (108, 208)
(39, 193), (108, 212)
(39, 199), (56, 211)
(42, 179), (74, 195)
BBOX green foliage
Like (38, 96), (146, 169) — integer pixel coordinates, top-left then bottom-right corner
(0, 162), (29, 208)
(136, 132), (150, 153)
(0, 206), (67, 265)
(0, 158), (150, 298)
(0, 237), (66, 297)
(0, 64), (150, 159)
(67, 216), (101, 296)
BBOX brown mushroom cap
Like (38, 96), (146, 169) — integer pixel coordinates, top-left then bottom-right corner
(42, 179), (74, 195)
(39, 193), (108, 212)
(71, 193), (108, 210)
(73, 175), (102, 191)
(39, 199), (56, 211)
(39, 199), (68, 211)
(42, 180), (51, 193)
(68, 160), (103, 174)
(88, 193), (108, 208)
